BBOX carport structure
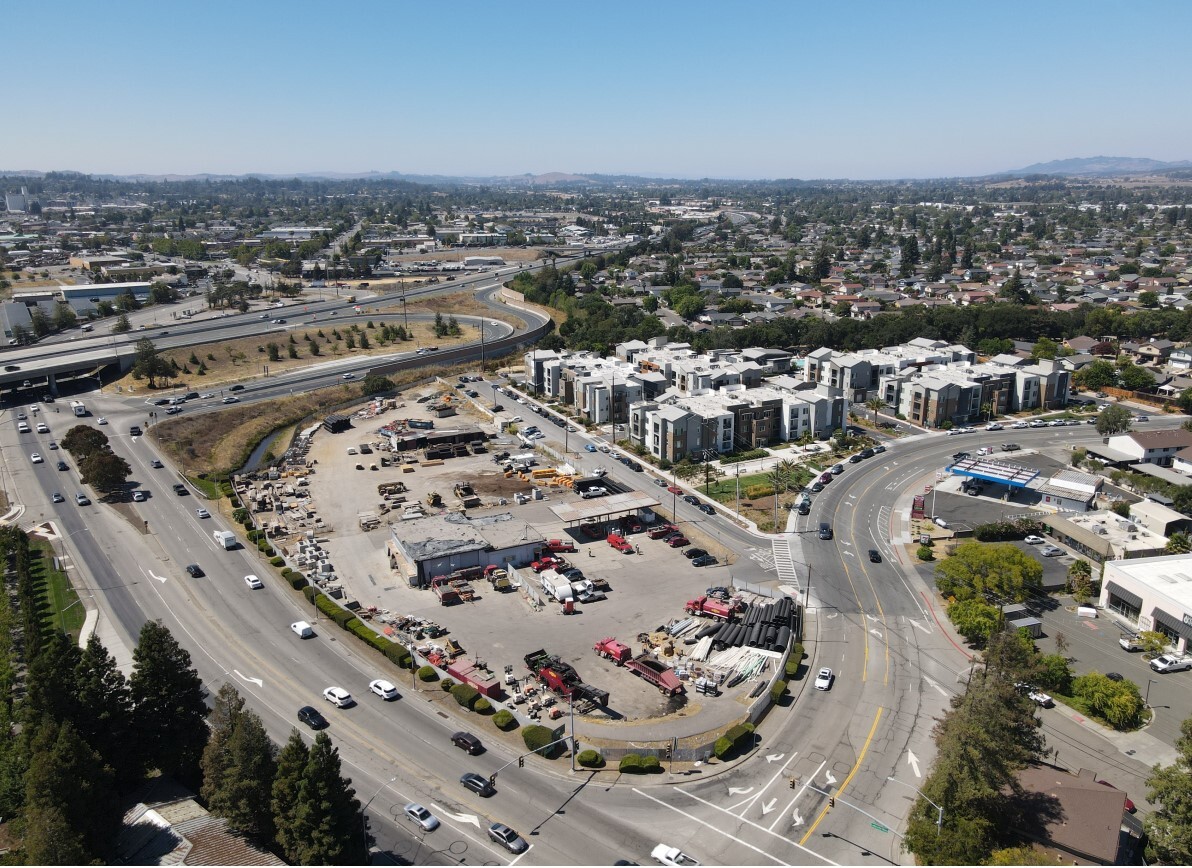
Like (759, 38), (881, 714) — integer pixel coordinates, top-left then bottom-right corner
(549, 492), (661, 529)
(947, 456), (1039, 490)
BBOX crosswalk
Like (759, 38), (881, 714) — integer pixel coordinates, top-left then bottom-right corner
(770, 535), (801, 588)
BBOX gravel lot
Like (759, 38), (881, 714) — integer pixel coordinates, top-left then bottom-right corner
(301, 385), (765, 722)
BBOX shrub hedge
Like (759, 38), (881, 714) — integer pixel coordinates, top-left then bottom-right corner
(577, 749), (604, 768)
(474, 698), (492, 714)
(269, 556), (285, 567)
(522, 724), (555, 755)
(440, 678), (456, 692)
(451, 683), (480, 709)
(492, 709), (518, 731)
(713, 737), (733, 759)
(417, 665), (439, 682)
(769, 679), (788, 703)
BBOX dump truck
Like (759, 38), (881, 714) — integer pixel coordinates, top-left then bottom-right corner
(524, 649), (609, 706)
(453, 482), (481, 509)
(685, 595), (740, 622)
(593, 636), (633, 665)
(625, 655), (685, 696)
(483, 565), (512, 591)
(429, 577), (461, 606)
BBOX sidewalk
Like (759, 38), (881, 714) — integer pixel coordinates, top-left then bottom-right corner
(1049, 699), (1178, 769)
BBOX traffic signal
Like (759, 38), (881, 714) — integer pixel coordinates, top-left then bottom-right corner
(789, 778), (796, 789)
(665, 745), (672, 759)
(828, 797), (835, 808)
(518, 756), (525, 768)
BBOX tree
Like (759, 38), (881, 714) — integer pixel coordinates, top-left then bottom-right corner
(865, 397), (885, 423)
(1030, 337), (1058, 360)
(112, 313), (131, 333)
(201, 684), (246, 806)
(1139, 290), (1160, 308)
(52, 303), (78, 332)
(360, 375), (394, 395)
(1096, 405), (1133, 435)
(1079, 359), (1117, 390)
(1138, 630), (1168, 657)
(290, 733), (365, 865)
(202, 687), (276, 841)
(1166, 530), (1192, 554)
(129, 621), (209, 786)
(23, 720), (119, 863)
(986, 845), (1055, 865)
(131, 338), (173, 388)
(935, 542), (1043, 604)
(78, 450), (131, 495)
(1071, 672), (1145, 729)
(946, 597), (1002, 646)
(1119, 363), (1156, 392)
(1145, 716), (1192, 864)
(74, 635), (139, 789)
(22, 803), (90, 866)
(272, 730), (309, 861)
(60, 425), (109, 461)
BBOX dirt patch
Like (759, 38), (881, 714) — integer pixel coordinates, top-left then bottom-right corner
(468, 470), (535, 498)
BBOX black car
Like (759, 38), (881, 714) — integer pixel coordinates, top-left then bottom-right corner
(692, 554), (718, 567)
(152, 398), (170, 406)
(706, 586), (730, 600)
(129, 425), (142, 436)
(683, 548), (708, 560)
(459, 772), (495, 797)
(172, 483), (188, 496)
(868, 549), (882, 563)
(228, 384), (245, 391)
(150, 459), (164, 468)
(185, 564), (204, 577)
(56, 460), (68, 471)
(859, 448), (874, 459)
(849, 454), (863, 464)
(810, 482), (825, 493)
(626, 460), (642, 471)
(797, 503), (811, 516)
(952, 452), (969, 461)
(698, 503), (715, 516)
(682, 495), (699, 505)
(298, 705), (328, 729)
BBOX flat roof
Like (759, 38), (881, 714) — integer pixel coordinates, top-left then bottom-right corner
(391, 511), (544, 562)
(549, 492), (660, 524)
(1105, 553), (1192, 612)
(948, 458), (1039, 488)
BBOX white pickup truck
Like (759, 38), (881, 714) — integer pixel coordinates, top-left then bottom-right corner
(1150, 654), (1192, 673)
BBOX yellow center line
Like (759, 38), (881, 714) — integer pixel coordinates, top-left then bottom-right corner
(835, 554), (870, 682)
(799, 706), (885, 845)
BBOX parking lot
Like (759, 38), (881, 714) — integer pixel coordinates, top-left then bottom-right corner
(299, 383), (768, 723)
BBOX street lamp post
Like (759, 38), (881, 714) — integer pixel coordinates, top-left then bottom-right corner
(1145, 678), (1159, 707)
(887, 776), (943, 836)
(360, 776), (396, 854)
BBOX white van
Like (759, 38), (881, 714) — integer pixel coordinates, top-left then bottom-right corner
(291, 621), (314, 639)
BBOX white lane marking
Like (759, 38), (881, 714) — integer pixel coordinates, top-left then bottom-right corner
(908, 618), (932, 634)
(769, 759), (827, 832)
(907, 751), (921, 778)
(761, 798), (777, 815)
(149, 570), (169, 583)
(233, 670), (264, 687)
(729, 787), (755, 796)
(824, 770), (838, 785)
(922, 675), (948, 697)
(792, 809), (804, 827)
(634, 787), (830, 865)
(766, 753), (786, 763)
(430, 804), (480, 828)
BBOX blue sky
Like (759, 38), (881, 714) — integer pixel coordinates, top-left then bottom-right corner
(6, 0), (1191, 180)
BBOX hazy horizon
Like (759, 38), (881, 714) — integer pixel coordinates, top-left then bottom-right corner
(7, 0), (1192, 180)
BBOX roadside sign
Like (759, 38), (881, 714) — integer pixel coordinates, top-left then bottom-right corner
(871, 822), (890, 833)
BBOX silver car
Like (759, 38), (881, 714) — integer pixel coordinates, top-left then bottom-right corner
(404, 803), (439, 832)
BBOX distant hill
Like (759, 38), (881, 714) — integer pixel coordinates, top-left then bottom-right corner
(1007, 156), (1192, 176)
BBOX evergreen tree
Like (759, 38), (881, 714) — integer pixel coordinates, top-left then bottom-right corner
(23, 721), (119, 863)
(200, 684), (245, 806)
(272, 730), (309, 862)
(129, 621), (209, 786)
(74, 635), (140, 789)
(1145, 715), (1192, 864)
(292, 733), (366, 865)
(22, 633), (83, 731)
(21, 803), (89, 866)
(215, 708), (277, 841)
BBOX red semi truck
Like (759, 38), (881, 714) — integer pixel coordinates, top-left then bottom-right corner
(685, 595), (740, 621)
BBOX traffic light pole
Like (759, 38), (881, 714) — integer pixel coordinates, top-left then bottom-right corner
(489, 734), (573, 784)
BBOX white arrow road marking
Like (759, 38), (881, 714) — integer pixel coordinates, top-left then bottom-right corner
(869, 628), (884, 639)
(825, 611), (840, 619)
(824, 770), (838, 785)
(431, 804), (480, 827)
(908, 618), (933, 634)
(761, 799), (777, 815)
(728, 787), (754, 795)
(233, 670), (263, 687)
(792, 809), (804, 827)
(766, 753), (785, 763)
(149, 571), (168, 583)
(907, 751), (921, 778)
(843, 550), (855, 557)
(922, 675), (948, 697)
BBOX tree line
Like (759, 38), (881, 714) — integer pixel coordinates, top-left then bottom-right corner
(0, 526), (365, 864)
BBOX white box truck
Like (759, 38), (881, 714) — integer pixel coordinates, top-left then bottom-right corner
(213, 530), (237, 549)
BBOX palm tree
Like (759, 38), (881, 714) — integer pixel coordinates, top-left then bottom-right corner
(865, 398), (885, 424)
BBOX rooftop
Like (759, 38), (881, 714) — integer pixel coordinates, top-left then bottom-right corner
(1104, 552), (1192, 612)
(392, 511), (543, 562)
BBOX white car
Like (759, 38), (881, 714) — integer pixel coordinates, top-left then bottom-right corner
(1039, 545), (1064, 557)
(97, 416), (108, 425)
(195, 508), (210, 519)
(36, 423), (49, 433)
(652, 844), (699, 866)
(341, 373), (355, 380)
(1028, 690), (1054, 708)
(403, 803), (439, 832)
(581, 486), (608, 499)
(30, 452), (43, 464)
(985, 422), (1003, 430)
(244, 574), (263, 589)
(1011, 421), (1029, 429)
(222, 396), (239, 404)
(508, 416), (523, 423)
(814, 667), (834, 690)
(1024, 535), (1045, 545)
(322, 686), (354, 708)
(369, 679), (399, 700)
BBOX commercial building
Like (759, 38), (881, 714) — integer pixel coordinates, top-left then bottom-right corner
(1100, 553), (1192, 653)
(1036, 469), (1102, 513)
(1043, 510), (1167, 564)
(387, 511), (544, 585)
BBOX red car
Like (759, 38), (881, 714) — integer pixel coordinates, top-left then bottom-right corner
(819, 472), (833, 484)
(667, 485), (682, 494)
(545, 539), (576, 553)
(531, 556), (566, 573)
(667, 535), (690, 548)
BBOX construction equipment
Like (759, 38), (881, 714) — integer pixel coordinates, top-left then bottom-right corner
(624, 655), (685, 696)
(593, 636), (633, 665)
(484, 565), (512, 591)
(523, 649), (609, 706)
(453, 482), (481, 509)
